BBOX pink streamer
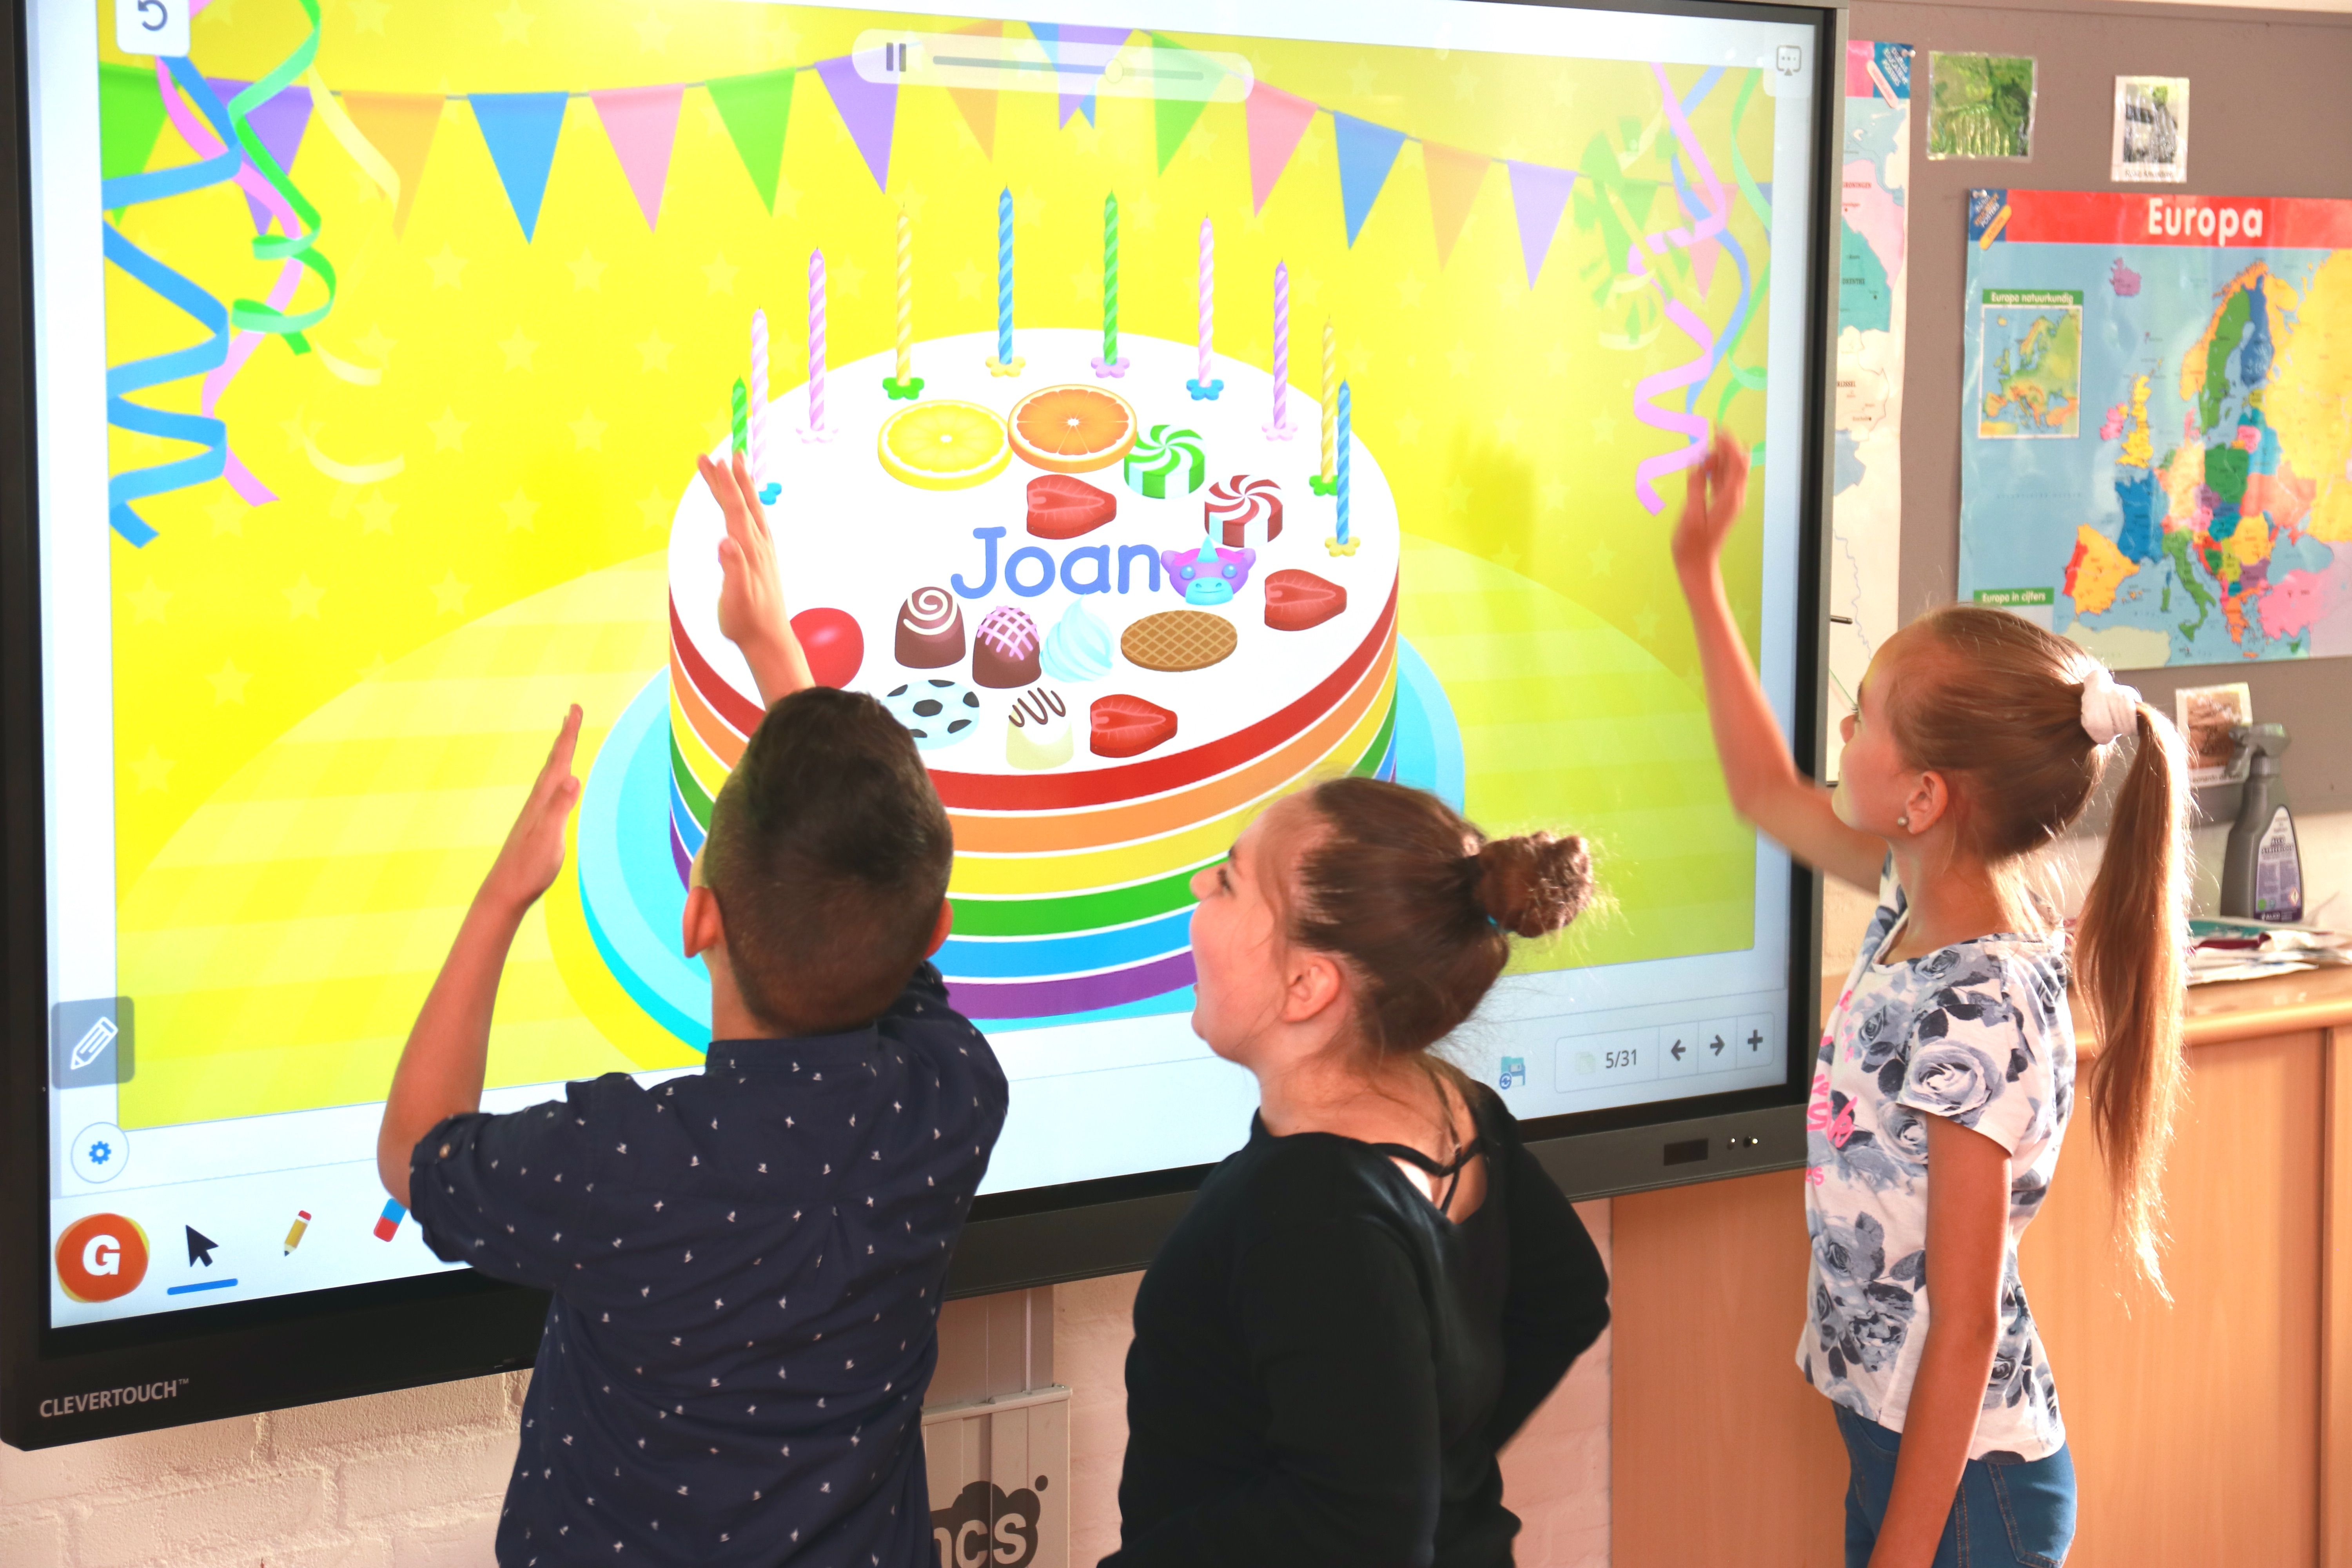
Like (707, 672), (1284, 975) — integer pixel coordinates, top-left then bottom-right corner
(152, 59), (283, 503)
(1623, 63), (1734, 515)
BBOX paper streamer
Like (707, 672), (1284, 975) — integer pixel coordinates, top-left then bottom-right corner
(100, 57), (242, 545)
(1625, 61), (1734, 514)
(303, 64), (399, 209)
(219, 0), (338, 352)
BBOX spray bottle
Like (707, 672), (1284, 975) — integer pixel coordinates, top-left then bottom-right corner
(2220, 724), (2303, 922)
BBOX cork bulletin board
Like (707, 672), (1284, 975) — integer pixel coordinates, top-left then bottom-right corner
(1847, 0), (2352, 808)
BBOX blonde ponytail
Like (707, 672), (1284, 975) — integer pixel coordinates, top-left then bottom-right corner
(2073, 703), (2189, 1294)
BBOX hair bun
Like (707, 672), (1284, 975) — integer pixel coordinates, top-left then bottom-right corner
(1475, 832), (1595, 939)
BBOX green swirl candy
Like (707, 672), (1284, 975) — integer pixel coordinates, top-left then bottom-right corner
(1123, 424), (1205, 499)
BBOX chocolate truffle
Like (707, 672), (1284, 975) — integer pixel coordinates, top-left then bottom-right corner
(895, 586), (965, 669)
(973, 605), (1043, 689)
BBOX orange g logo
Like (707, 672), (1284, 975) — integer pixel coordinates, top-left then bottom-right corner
(56, 1213), (149, 1302)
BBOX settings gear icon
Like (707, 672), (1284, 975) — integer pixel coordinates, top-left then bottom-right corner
(71, 1122), (127, 1183)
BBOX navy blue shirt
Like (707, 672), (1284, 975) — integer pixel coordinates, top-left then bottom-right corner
(408, 964), (1006, 1567)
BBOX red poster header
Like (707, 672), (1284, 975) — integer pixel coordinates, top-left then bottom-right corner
(1971, 189), (2352, 250)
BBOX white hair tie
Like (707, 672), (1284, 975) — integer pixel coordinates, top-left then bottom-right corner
(2078, 666), (2141, 747)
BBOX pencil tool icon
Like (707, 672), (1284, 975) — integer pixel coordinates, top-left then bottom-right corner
(69, 1016), (118, 1073)
(372, 1198), (405, 1242)
(283, 1210), (311, 1254)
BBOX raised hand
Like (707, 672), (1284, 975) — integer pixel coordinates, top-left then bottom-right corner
(696, 450), (813, 707)
(1670, 425), (1751, 575)
(482, 705), (584, 914)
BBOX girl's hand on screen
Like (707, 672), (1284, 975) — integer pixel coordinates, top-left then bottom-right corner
(483, 705), (583, 914)
(1670, 425), (1751, 576)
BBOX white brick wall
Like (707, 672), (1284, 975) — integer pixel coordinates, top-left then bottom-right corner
(0, 1372), (529, 1568)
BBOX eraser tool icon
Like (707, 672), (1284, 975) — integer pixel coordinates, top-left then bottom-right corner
(372, 1199), (405, 1242)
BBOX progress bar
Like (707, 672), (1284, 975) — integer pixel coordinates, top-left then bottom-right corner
(851, 31), (1253, 103)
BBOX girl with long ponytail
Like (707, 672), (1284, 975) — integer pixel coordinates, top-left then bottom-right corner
(1673, 429), (2185, 1568)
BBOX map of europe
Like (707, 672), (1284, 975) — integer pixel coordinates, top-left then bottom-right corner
(1960, 191), (2352, 667)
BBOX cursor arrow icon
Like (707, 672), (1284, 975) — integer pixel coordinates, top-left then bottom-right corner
(186, 1227), (219, 1268)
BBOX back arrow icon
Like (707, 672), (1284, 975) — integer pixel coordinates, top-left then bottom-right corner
(186, 1227), (219, 1267)
(1670, 1041), (1687, 1062)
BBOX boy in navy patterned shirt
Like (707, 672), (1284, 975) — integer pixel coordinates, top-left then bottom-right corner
(376, 453), (1006, 1565)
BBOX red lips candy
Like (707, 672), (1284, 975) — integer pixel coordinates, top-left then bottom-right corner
(1089, 693), (1178, 758)
(1262, 570), (1347, 632)
(1026, 474), (1119, 540)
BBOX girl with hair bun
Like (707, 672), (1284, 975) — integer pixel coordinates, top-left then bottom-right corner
(1103, 777), (1613, 1568)
(1675, 429), (2188, 1568)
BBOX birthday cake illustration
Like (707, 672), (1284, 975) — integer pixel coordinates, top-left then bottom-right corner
(662, 328), (1403, 1023)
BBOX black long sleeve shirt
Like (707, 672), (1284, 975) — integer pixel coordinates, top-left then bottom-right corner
(1106, 1085), (1610, 1568)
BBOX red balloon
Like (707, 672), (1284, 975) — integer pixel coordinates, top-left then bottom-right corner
(791, 607), (864, 688)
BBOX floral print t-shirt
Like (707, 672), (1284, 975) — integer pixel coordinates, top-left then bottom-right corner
(1798, 860), (2075, 1461)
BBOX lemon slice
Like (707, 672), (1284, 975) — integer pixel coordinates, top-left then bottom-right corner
(879, 401), (1011, 490)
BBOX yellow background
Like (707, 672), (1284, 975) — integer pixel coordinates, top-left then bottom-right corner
(100, 1), (1775, 1123)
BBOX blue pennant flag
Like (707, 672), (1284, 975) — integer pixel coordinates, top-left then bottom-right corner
(1331, 113), (1407, 246)
(472, 92), (570, 241)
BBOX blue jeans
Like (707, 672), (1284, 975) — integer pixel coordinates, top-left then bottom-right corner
(1835, 1402), (2076, 1568)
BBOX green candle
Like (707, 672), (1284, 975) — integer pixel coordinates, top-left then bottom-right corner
(730, 377), (747, 456)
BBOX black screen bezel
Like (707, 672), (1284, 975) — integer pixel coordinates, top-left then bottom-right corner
(2, 0), (1844, 1447)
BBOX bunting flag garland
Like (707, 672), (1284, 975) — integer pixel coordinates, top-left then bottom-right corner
(472, 92), (570, 241)
(1245, 85), (1317, 214)
(706, 69), (793, 212)
(812, 55), (896, 191)
(1505, 160), (1577, 287)
(1420, 140), (1486, 267)
(1330, 113), (1406, 247)
(591, 85), (683, 230)
(103, 33), (1672, 303)
(941, 20), (1003, 155)
(1150, 34), (1214, 173)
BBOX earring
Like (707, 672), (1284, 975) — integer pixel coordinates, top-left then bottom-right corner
(1896, 815), (1910, 830)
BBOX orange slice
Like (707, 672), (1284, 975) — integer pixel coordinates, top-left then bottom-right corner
(879, 401), (1012, 490)
(1008, 384), (1139, 474)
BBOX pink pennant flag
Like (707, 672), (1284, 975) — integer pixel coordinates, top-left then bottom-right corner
(1506, 160), (1577, 288)
(1246, 86), (1317, 214)
(814, 55), (897, 191)
(1690, 236), (1720, 295)
(592, 85), (683, 230)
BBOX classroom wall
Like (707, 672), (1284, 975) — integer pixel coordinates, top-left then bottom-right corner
(1850, 0), (2352, 808)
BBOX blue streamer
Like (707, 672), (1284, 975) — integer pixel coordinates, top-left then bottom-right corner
(99, 60), (243, 546)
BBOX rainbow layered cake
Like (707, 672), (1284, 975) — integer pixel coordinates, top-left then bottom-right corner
(666, 328), (1402, 1024)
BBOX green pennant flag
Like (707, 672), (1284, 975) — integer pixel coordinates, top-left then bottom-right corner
(100, 62), (169, 198)
(707, 68), (795, 213)
(1150, 34), (1214, 173)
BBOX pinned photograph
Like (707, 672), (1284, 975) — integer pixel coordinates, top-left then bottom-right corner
(1927, 53), (2037, 160)
(2175, 681), (2251, 786)
(2112, 76), (2189, 183)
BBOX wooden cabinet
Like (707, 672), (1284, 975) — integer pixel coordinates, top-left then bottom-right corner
(1611, 970), (2352, 1568)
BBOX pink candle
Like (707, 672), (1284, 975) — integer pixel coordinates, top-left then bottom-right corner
(1265, 262), (1293, 438)
(803, 249), (830, 441)
(1185, 217), (1223, 401)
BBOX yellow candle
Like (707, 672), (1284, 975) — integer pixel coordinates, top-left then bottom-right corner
(1319, 318), (1336, 481)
